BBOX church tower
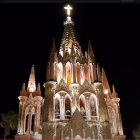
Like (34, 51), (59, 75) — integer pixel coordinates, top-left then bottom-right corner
(42, 5), (125, 140)
(15, 65), (43, 139)
(15, 4), (125, 140)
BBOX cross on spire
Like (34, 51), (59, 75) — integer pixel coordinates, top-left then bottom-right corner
(64, 4), (72, 17)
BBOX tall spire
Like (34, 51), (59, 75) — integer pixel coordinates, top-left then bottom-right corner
(50, 38), (57, 60)
(102, 68), (111, 94)
(59, 4), (82, 58)
(27, 65), (36, 93)
(88, 40), (95, 60)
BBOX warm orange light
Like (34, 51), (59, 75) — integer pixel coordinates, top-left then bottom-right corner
(67, 73), (71, 86)
(68, 39), (73, 48)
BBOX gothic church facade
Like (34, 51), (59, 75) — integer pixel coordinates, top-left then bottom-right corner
(15, 5), (125, 140)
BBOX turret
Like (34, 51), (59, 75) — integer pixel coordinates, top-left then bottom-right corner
(50, 38), (57, 61)
(97, 89), (109, 122)
(102, 68), (111, 98)
(93, 66), (110, 123)
(43, 40), (58, 121)
(16, 65), (43, 139)
(49, 38), (57, 81)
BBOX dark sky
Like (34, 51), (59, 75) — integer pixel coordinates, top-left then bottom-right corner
(0, 3), (140, 139)
(0, 0), (139, 3)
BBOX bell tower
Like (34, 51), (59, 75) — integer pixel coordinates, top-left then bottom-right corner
(15, 65), (43, 139)
(42, 4), (126, 139)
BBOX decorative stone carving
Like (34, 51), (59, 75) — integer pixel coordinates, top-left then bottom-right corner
(79, 80), (95, 95)
(63, 109), (93, 139)
(55, 79), (70, 93)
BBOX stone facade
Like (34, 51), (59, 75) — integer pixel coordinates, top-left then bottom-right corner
(15, 5), (125, 140)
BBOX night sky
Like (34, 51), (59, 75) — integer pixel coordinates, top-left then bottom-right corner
(0, 3), (140, 139)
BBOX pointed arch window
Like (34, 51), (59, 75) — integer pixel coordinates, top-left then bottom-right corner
(65, 95), (71, 119)
(79, 95), (86, 118)
(66, 62), (71, 86)
(84, 64), (89, 81)
(55, 98), (60, 119)
(90, 97), (96, 116)
(89, 63), (93, 83)
(24, 106), (35, 134)
(89, 94), (98, 121)
(68, 39), (73, 54)
(76, 62), (81, 84)
(68, 39), (73, 48)
(57, 63), (63, 83)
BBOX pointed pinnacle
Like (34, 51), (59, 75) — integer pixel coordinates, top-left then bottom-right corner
(88, 40), (95, 59)
(22, 83), (26, 91)
(37, 83), (41, 91)
(102, 68), (111, 93)
(112, 84), (116, 93)
(27, 65), (36, 92)
(50, 38), (57, 59)
(112, 84), (118, 98)
(97, 63), (102, 82)
(20, 83), (26, 96)
(85, 51), (88, 58)
(36, 83), (41, 96)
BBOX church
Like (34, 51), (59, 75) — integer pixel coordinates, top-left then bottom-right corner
(15, 5), (125, 140)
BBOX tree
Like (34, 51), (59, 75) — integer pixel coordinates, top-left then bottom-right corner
(0, 111), (18, 139)
(133, 124), (140, 140)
